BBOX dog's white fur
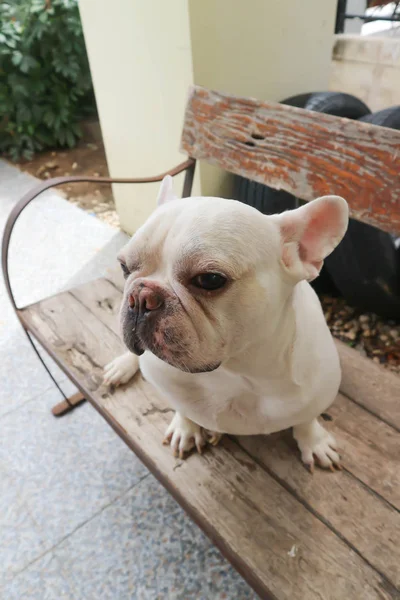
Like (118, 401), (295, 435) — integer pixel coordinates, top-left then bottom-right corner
(104, 176), (349, 470)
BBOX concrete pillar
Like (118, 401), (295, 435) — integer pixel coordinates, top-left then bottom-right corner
(80, 0), (337, 233)
(79, 0), (195, 234)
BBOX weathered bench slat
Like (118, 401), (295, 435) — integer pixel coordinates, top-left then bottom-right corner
(327, 394), (399, 509)
(19, 287), (398, 600)
(337, 340), (400, 430)
(181, 85), (400, 233)
(238, 430), (400, 587)
(70, 277), (122, 336)
(71, 277), (400, 585)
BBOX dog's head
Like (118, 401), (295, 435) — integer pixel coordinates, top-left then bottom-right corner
(118, 176), (348, 373)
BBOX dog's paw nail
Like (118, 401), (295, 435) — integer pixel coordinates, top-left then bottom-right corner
(305, 462), (314, 474)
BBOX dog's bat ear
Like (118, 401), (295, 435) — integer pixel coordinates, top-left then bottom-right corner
(275, 196), (349, 282)
(157, 175), (177, 206)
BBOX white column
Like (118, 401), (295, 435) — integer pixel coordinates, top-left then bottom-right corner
(79, 0), (195, 234)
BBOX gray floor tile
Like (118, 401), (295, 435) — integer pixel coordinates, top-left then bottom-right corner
(0, 388), (149, 561)
(0, 321), (55, 417)
(4, 193), (125, 308)
(0, 470), (46, 585)
(0, 552), (74, 600)
(0, 158), (126, 309)
(54, 476), (256, 600)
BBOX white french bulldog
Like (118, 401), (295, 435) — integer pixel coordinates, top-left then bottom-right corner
(104, 176), (349, 472)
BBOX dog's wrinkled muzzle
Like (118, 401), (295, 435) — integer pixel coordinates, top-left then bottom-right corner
(125, 285), (164, 356)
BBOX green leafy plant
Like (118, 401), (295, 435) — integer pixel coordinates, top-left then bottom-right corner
(0, 0), (97, 161)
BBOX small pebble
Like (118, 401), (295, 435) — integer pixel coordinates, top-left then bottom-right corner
(72, 162), (78, 170)
(359, 315), (369, 323)
(44, 161), (58, 169)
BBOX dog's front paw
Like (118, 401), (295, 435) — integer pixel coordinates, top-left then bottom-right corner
(163, 413), (207, 459)
(293, 419), (342, 473)
(103, 352), (139, 386)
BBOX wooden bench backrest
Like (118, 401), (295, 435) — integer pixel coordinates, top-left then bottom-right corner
(180, 86), (400, 233)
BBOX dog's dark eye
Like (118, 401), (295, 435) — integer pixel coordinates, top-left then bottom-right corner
(191, 273), (227, 291)
(120, 262), (130, 279)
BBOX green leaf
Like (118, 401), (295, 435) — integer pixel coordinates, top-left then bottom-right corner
(19, 55), (40, 73)
(1, 0), (97, 159)
(65, 130), (75, 148)
(11, 51), (22, 66)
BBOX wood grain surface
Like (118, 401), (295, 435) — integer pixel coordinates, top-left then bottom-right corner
(336, 340), (400, 430)
(181, 86), (400, 233)
(239, 428), (400, 587)
(18, 276), (400, 599)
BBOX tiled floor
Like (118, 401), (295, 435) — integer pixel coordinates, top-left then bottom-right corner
(0, 161), (255, 599)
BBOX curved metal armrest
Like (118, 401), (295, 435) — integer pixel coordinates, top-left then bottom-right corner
(2, 158), (195, 311)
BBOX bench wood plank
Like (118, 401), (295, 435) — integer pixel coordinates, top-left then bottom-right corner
(68, 278), (400, 586)
(238, 430), (400, 587)
(181, 85), (400, 233)
(327, 394), (399, 509)
(19, 282), (400, 599)
(337, 340), (400, 431)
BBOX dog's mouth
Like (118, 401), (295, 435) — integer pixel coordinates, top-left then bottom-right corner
(123, 330), (145, 356)
(123, 329), (221, 373)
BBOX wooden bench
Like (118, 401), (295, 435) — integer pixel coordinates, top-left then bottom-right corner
(2, 86), (400, 599)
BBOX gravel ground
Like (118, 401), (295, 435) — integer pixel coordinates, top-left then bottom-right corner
(321, 295), (400, 374)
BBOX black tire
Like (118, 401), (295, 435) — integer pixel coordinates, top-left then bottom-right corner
(359, 105), (400, 128)
(324, 221), (400, 318)
(303, 92), (371, 119)
(280, 93), (314, 108)
(322, 106), (400, 318)
(232, 176), (297, 215)
(282, 91), (371, 119)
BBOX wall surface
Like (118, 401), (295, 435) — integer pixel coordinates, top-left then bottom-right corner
(80, 0), (337, 233)
(188, 0), (338, 197)
(79, 0), (195, 234)
(330, 34), (400, 111)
